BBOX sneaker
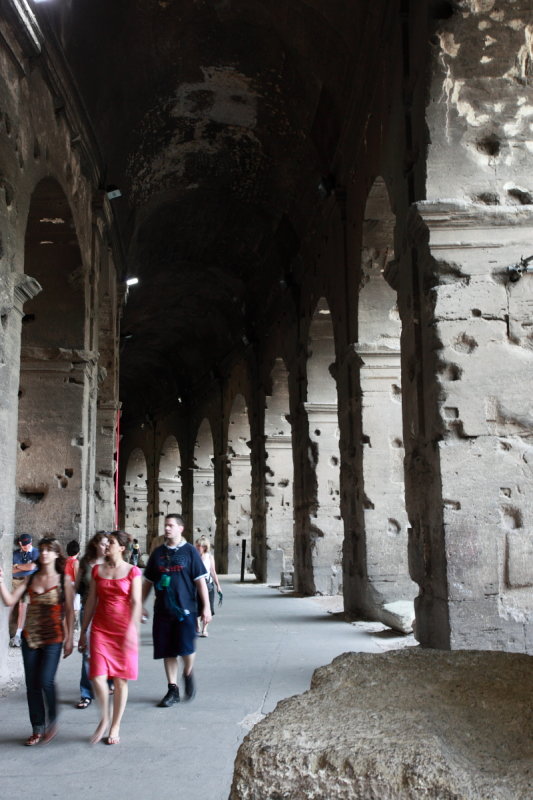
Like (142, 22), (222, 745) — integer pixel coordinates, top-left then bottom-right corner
(183, 671), (196, 701)
(9, 634), (21, 648)
(157, 684), (180, 707)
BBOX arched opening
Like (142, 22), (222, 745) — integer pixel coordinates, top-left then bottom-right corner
(158, 435), (182, 533)
(356, 176), (416, 624)
(16, 178), (87, 546)
(305, 298), (343, 596)
(124, 448), (148, 551)
(265, 358), (294, 585)
(227, 394), (252, 575)
(193, 419), (215, 542)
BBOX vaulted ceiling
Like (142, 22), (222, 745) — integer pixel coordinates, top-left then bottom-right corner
(48, 1), (397, 421)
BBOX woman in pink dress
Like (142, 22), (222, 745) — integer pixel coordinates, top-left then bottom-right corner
(78, 530), (141, 745)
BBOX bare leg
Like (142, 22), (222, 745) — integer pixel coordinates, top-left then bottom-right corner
(90, 675), (110, 743)
(164, 657), (179, 684)
(182, 653), (195, 676)
(17, 600), (28, 630)
(108, 678), (128, 742)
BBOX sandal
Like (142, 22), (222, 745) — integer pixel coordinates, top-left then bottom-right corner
(24, 733), (43, 746)
(76, 697), (92, 709)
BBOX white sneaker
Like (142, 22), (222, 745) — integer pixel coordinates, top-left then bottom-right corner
(9, 634), (21, 647)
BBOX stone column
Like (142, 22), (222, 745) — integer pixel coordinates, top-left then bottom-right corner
(227, 453), (252, 574)
(402, 202), (533, 650)
(304, 402), (343, 595)
(265, 435), (294, 584)
(355, 344), (416, 629)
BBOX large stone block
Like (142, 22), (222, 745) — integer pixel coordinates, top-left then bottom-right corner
(231, 649), (533, 799)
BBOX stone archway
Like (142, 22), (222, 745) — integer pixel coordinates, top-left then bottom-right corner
(16, 178), (88, 547)
(265, 358), (294, 585)
(227, 394), (252, 575)
(305, 298), (343, 596)
(158, 434), (182, 534)
(193, 418), (215, 543)
(355, 176), (416, 629)
(124, 448), (148, 551)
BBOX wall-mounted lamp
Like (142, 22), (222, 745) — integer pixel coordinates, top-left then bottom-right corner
(507, 255), (533, 282)
(125, 277), (139, 287)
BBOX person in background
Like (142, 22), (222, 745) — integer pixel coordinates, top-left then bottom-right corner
(0, 537), (74, 745)
(65, 540), (81, 635)
(65, 540), (80, 584)
(195, 536), (222, 637)
(130, 538), (140, 566)
(9, 533), (39, 648)
(78, 530), (141, 745)
(74, 532), (109, 709)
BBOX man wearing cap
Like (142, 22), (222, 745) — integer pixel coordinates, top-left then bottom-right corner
(9, 534), (39, 647)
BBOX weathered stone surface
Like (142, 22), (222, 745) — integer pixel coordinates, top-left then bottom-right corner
(230, 649), (533, 800)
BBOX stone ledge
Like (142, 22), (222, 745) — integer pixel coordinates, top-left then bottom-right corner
(230, 649), (533, 800)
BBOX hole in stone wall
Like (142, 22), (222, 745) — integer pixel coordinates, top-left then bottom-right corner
(387, 518), (401, 536)
(57, 475), (68, 489)
(65, 468), (73, 478)
(391, 437), (403, 448)
(19, 441), (30, 450)
(391, 384), (401, 397)
(330, 456), (339, 466)
(471, 308), (482, 317)
(314, 429), (321, 436)
(363, 494), (375, 510)
(507, 187), (533, 205)
(476, 192), (500, 205)
(453, 333), (478, 354)
(501, 505), (522, 530)
(1, 313), (7, 330)
(362, 434), (371, 446)
(476, 134), (500, 157)
(440, 363), (463, 381)
(18, 486), (47, 504)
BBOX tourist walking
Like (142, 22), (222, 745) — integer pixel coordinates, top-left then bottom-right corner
(78, 530), (141, 744)
(0, 537), (74, 745)
(9, 533), (39, 647)
(142, 514), (211, 707)
(74, 532), (109, 709)
(195, 535), (222, 637)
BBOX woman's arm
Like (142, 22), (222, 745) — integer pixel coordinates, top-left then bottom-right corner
(78, 573), (97, 652)
(126, 573), (142, 650)
(0, 568), (29, 606)
(210, 554), (221, 592)
(62, 578), (75, 658)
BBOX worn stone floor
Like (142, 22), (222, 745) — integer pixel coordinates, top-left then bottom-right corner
(0, 577), (414, 800)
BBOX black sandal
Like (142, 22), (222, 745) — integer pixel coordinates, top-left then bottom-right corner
(76, 697), (92, 709)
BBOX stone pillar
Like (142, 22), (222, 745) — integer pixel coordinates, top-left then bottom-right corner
(227, 453), (252, 574)
(265, 435), (294, 584)
(192, 467), (214, 538)
(356, 344), (416, 626)
(0, 274), (41, 681)
(402, 202), (533, 650)
(304, 402), (343, 595)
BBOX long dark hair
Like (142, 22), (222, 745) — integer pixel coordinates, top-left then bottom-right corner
(37, 537), (66, 574)
(79, 531), (110, 571)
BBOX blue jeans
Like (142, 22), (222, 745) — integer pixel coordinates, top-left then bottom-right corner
(21, 637), (62, 734)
